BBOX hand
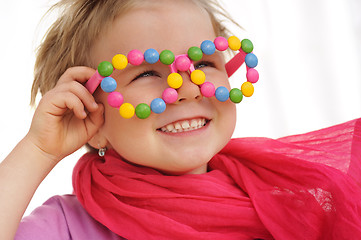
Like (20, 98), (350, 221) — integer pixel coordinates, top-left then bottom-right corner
(26, 67), (104, 163)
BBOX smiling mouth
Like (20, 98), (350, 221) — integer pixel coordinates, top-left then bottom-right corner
(158, 118), (209, 133)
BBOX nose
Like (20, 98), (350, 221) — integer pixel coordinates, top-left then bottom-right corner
(175, 71), (203, 103)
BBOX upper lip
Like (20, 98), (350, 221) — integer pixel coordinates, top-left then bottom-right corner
(155, 101), (214, 130)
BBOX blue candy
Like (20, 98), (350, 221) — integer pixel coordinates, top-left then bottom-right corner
(215, 86), (229, 102)
(200, 40), (216, 55)
(144, 48), (159, 64)
(150, 98), (166, 114)
(100, 77), (117, 93)
(245, 53), (258, 68)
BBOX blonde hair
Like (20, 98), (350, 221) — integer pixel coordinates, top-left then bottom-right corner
(31, 0), (240, 105)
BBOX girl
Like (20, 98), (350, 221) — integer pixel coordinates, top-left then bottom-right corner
(1, 0), (361, 239)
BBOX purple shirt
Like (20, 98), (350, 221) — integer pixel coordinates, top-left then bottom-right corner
(15, 194), (125, 240)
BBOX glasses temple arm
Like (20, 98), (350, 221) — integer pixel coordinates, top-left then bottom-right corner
(225, 50), (248, 78)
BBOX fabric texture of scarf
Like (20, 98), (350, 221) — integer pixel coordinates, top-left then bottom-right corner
(73, 118), (361, 240)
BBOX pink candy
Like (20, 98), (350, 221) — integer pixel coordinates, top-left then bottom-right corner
(200, 82), (215, 97)
(214, 37), (228, 51)
(175, 55), (191, 72)
(162, 88), (178, 104)
(108, 92), (124, 108)
(127, 49), (144, 65)
(246, 68), (259, 83)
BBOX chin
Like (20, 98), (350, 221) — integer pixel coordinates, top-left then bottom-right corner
(160, 164), (208, 175)
(159, 149), (216, 175)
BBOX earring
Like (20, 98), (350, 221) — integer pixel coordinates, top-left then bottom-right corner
(98, 147), (107, 157)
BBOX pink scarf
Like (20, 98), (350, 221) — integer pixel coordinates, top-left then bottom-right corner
(73, 118), (361, 239)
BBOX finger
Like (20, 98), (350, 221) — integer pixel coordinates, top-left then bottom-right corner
(56, 81), (99, 113)
(50, 92), (87, 119)
(57, 66), (96, 86)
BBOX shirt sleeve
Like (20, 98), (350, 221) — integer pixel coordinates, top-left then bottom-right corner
(15, 195), (72, 240)
(15, 195), (124, 240)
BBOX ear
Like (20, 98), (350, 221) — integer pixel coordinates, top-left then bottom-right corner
(87, 130), (108, 149)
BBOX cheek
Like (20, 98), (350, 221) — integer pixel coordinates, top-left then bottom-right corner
(202, 68), (230, 89)
(209, 79), (237, 141)
(218, 100), (237, 134)
(103, 108), (156, 159)
(118, 78), (168, 105)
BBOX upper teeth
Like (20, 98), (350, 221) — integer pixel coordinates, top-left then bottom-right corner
(160, 118), (207, 133)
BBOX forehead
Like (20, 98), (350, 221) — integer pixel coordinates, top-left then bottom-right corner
(91, 0), (216, 63)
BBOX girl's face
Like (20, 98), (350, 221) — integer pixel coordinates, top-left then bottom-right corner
(90, 0), (236, 174)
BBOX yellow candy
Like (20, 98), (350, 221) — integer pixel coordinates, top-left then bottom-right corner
(228, 36), (241, 51)
(241, 82), (254, 97)
(167, 73), (183, 89)
(119, 103), (135, 119)
(112, 54), (128, 70)
(190, 70), (206, 85)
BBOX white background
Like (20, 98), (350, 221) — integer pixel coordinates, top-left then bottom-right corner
(0, 0), (360, 216)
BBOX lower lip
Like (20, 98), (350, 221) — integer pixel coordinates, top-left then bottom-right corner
(157, 120), (211, 137)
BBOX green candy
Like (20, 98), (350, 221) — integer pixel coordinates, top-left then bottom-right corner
(135, 103), (151, 119)
(159, 50), (175, 65)
(229, 88), (243, 103)
(98, 61), (113, 77)
(187, 46), (203, 61)
(241, 39), (254, 53)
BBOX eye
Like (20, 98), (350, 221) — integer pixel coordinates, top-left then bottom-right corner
(132, 70), (160, 82)
(194, 61), (215, 69)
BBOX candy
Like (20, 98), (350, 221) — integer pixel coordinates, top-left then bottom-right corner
(200, 40), (216, 55)
(108, 92), (124, 108)
(228, 36), (241, 51)
(190, 69), (206, 85)
(159, 50), (175, 65)
(241, 39), (253, 53)
(119, 103), (135, 119)
(215, 86), (229, 102)
(241, 82), (254, 97)
(127, 49), (144, 65)
(162, 88), (178, 104)
(144, 48), (159, 64)
(187, 46), (203, 61)
(167, 72), (183, 89)
(245, 53), (258, 68)
(100, 77), (117, 93)
(98, 61), (113, 77)
(214, 36), (228, 51)
(246, 68), (259, 83)
(112, 54), (128, 70)
(150, 98), (166, 114)
(229, 88), (243, 103)
(200, 82), (215, 97)
(85, 36), (260, 120)
(175, 55), (191, 71)
(135, 103), (151, 119)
